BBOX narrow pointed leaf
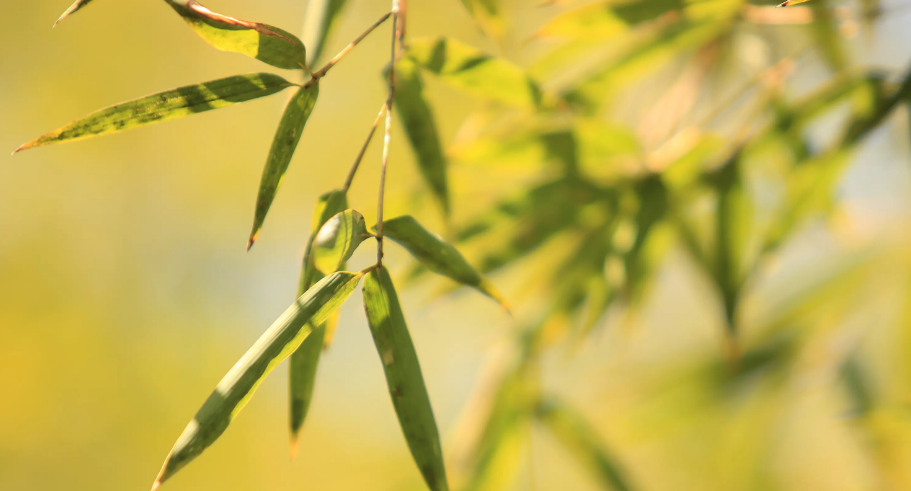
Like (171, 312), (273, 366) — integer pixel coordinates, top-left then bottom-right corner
(153, 271), (364, 489)
(459, 0), (504, 40)
(380, 215), (507, 308)
(407, 37), (542, 108)
(536, 0), (684, 40)
(536, 397), (636, 491)
(311, 209), (369, 273)
(289, 190), (348, 452)
(165, 0), (307, 70)
(363, 267), (449, 491)
(248, 83), (320, 249)
(301, 0), (350, 67)
(394, 58), (450, 215)
(55, 0), (95, 26)
(15, 73), (294, 153)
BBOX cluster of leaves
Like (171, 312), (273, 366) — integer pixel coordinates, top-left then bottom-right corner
(18, 0), (911, 490)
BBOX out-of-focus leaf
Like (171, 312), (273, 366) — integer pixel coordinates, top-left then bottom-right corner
(248, 83), (320, 249)
(395, 58), (450, 215)
(809, 1), (848, 72)
(54, 0), (95, 26)
(288, 190), (348, 453)
(380, 215), (506, 308)
(777, 0), (814, 6)
(536, 0), (684, 40)
(407, 37), (542, 108)
(312, 209), (369, 273)
(14, 73), (295, 153)
(362, 267), (449, 491)
(459, 0), (504, 40)
(301, 0), (350, 67)
(165, 0), (307, 70)
(536, 397), (636, 491)
(840, 354), (874, 418)
(152, 271), (364, 490)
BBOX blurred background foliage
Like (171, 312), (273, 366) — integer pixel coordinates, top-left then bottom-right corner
(2, 0), (911, 490)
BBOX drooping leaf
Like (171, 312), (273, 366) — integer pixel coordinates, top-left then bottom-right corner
(152, 271), (364, 490)
(54, 0), (95, 26)
(362, 267), (449, 491)
(840, 354), (875, 418)
(288, 190), (348, 453)
(14, 73), (294, 153)
(407, 37), (542, 108)
(248, 83), (320, 249)
(395, 58), (450, 216)
(380, 215), (507, 308)
(535, 397), (636, 491)
(301, 0), (350, 67)
(311, 209), (369, 273)
(165, 0), (307, 70)
(459, 0), (505, 40)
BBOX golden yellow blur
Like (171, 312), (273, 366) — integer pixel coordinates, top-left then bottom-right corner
(2, 1), (911, 491)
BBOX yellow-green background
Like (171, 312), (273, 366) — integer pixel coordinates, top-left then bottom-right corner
(2, 1), (911, 491)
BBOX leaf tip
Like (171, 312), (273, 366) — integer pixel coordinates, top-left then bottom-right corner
(246, 235), (258, 252)
(777, 1), (790, 7)
(289, 436), (300, 461)
(150, 480), (162, 491)
(12, 142), (32, 155)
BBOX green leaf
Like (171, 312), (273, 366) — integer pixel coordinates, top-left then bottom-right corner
(311, 209), (369, 273)
(407, 37), (542, 108)
(536, 0), (684, 40)
(362, 267), (449, 491)
(14, 73), (294, 153)
(165, 0), (307, 70)
(301, 0), (350, 67)
(54, 0), (95, 26)
(535, 397), (636, 491)
(288, 190), (348, 453)
(248, 83), (320, 249)
(152, 271), (364, 490)
(380, 215), (507, 308)
(459, 0), (504, 40)
(394, 58), (450, 216)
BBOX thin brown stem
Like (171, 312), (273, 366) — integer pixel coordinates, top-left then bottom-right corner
(343, 103), (387, 192)
(376, 5), (400, 268)
(311, 11), (392, 82)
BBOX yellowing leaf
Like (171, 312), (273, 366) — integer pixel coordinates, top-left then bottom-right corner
(166, 0), (307, 70)
(311, 209), (369, 273)
(54, 0), (95, 26)
(407, 37), (542, 108)
(248, 83), (320, 249)
(14, 73), (294, 153)
(459, 0), (505, 39)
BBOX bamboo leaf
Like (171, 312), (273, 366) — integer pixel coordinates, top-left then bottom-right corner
(165, 0), (307, 70)
(380, 215), (507, 308)
(395, 58), (450, 216)
(152, 271), (364, 490)
(14, 73), (294, 153)
(312, 209), (369, 273)
(54, 0), (95, 26)
(459, 0), (505, 40)
(288, 190), (348, 454)
(362, 267), (449, 491)
(407, 37), (542, 108)
(536, 397), (636, 491)
(536, 0), (684, 40)
(301, 0), (350, 67)
(248, 83), (320, 249)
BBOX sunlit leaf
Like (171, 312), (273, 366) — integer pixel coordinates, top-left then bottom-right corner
(536, 0), (684, 40)
(248, 83), (320, 249)
(152, 271), (364, 490)
(395, 58), (450, 215)
(362, 267), (449, 491)
(536, 397), (636, 491)
(407, 37), (542, 108)
(301, 0), (350, 66)
(165, 0), (307, 70)
(14, 73), (294, 153)
(288, 190), (349, 453)
(459, 0), (505, 40)
(54, 0), (95, 26)
(380, 215), (507, 308)
(312, 209), (369, 273)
